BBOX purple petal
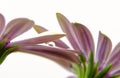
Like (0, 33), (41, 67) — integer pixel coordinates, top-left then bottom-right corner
(54, 39), (69, 48)
(0, 14), (5, 34)
(19, 45), (79, 63)
(107, 42), (120, 72)
(96, 32), (112, 66)
(33, 25), (47, 33)
(67, 76), (77, 78)
(11, 34), (65, 46)
(18, 45), (79, 70)
(109, 68), (120, 76)
(33, 25), (69, 49)
(72, 23), (94, 56)
(1, 18), (34, 41)
(56, 13), (80, 50)
(56, 13), (94, 56)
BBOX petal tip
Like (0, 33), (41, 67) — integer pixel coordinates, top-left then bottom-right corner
(56, 13), (62, 17)
(56, 13), (66, 21)
(33, 25), (47, 33)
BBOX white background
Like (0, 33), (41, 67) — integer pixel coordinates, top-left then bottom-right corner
(0, 0), (120, 78)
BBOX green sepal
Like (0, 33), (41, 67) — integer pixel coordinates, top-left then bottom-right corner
(72, 63), (81, 78)
(95, 64), (112, 78)
(0, 39), (8, 62)
(91, 61), (99, 77)
(80, 65), (85, 78)
(0, 46), (19, 64)
(0, 39), (7, 50)
(85, 51), (94, 78)
(78, 53), (86, 63)
(78, 53), (86, 77)
(72, 63), (88, 78)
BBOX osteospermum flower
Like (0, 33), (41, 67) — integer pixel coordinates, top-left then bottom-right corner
(55, 13), (120, 78)
(22, 25), (80, 71)
(0, 13), (66, 64)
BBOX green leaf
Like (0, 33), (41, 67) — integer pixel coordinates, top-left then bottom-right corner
(95, 64), (112, 78)
(0, 46), (19, 64)
(85, 51), (94, 78)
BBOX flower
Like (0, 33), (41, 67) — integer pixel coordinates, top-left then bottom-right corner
(22, 25), (80, 71)
(54, 13), (120, 78)
(0, 13), (65, 65)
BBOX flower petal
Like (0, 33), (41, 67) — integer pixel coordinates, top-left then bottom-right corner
(33, 25), (69, 49)
(52, 57), (73, 71)
(0, 14), (5, 34)
(21, 49), (72, 71)
(56, 13), (80, 50)
(96, 32), (112, 66)
(54, 39), (69, 48)
(107, 42), (120, 72)
(33, 25), (47, 33)
(2, 18), (34, 41)
(11, 34), (65, 46)
(67, 76), (77, 78)
(109, 69), (120, 76)
(56, 13), (94, 56)
(18, 45), (79, 70)
(73, 23), (94, 56)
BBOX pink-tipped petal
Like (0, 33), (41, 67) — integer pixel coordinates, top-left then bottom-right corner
(11, 34), (65, 46)
(18, 45), (79, 70)
(33, 25), (47, 33)
(107, 42), (120, 72)
(96, 32), (112, 66)
(2, 18), (34, 40)
(56, 13), (94, 56)
(0, 14), (5, 34)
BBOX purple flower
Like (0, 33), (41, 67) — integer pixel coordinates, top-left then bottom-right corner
(0, 13), (65, 64)
(55, 13), (120, 78)
(28, 25), (80, 71)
